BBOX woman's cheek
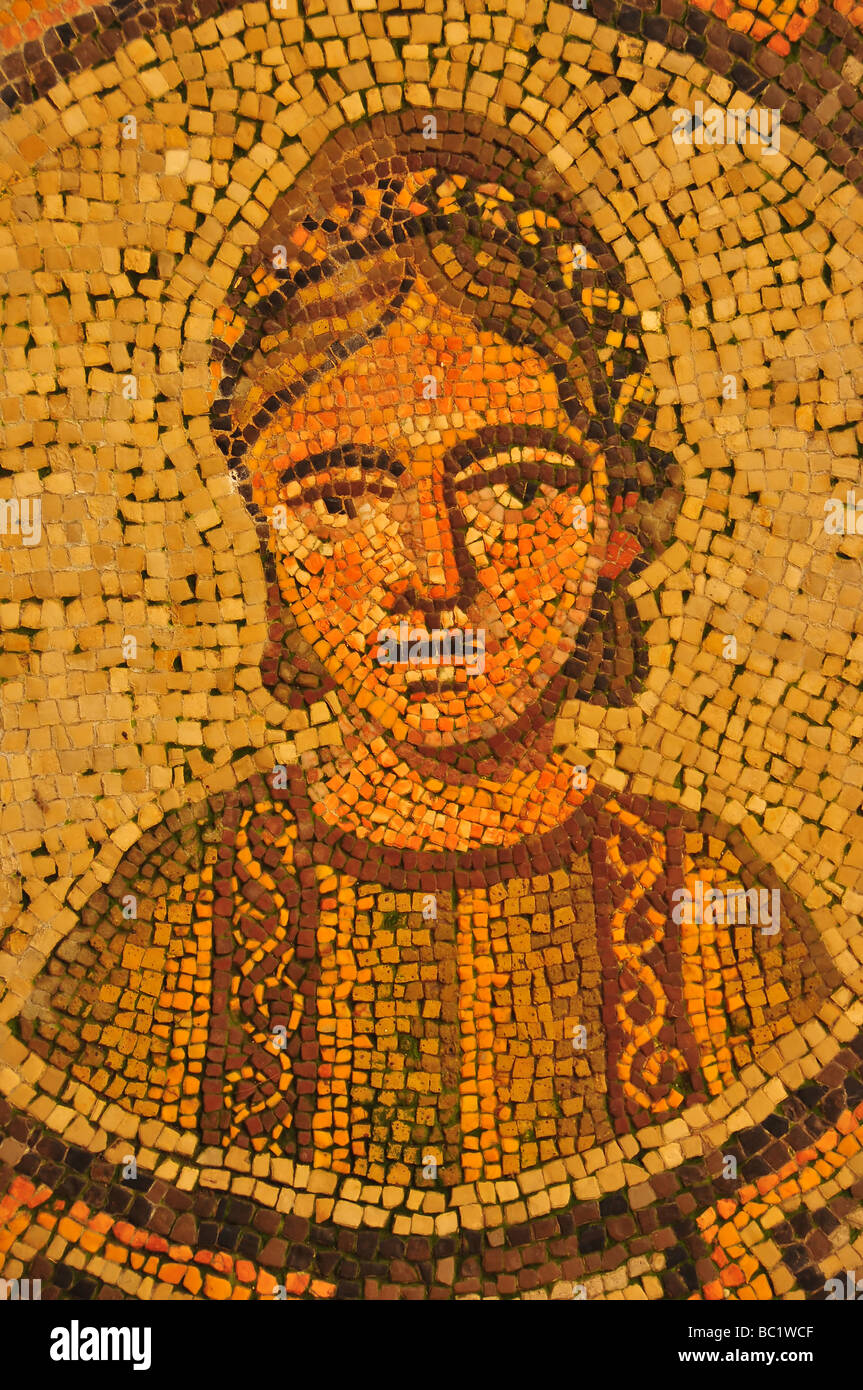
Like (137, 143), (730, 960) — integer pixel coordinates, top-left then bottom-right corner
(479, 517), (590, 600)
(272, 514), (407, 620)
(540, 535), (592, 597)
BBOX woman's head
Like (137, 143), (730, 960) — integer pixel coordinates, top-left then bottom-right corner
(210, 113), (676, 752)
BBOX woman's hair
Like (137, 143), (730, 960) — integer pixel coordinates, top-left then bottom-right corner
(209, 111), (680, 707)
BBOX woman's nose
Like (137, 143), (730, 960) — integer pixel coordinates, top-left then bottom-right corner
(395, 473), (464, 608)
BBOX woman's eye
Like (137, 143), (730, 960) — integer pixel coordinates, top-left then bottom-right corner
(289, 473), (399, 521)
(501, 479), (540, 509)
(322, 496), (349, 516)
(307, 493), (358, 522)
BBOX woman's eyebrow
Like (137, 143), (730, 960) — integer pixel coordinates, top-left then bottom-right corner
(279, 445), (406, 486)
(275, 429), (596, 487)
(445, 425), (596, 478)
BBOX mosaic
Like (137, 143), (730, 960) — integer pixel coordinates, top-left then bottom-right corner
(1, 0), (863, 1307)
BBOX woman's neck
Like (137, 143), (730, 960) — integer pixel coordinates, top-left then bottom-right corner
(306, 737), (592, 852)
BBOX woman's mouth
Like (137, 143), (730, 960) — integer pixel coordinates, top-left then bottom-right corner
(373, 622), (487, 676)
(403, 671), (475, 700)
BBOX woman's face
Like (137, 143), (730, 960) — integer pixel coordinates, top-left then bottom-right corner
(243, 276), (613, 747)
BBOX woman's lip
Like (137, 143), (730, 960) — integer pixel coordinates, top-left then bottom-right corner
(403, 674), (474, 698)
(371, 627), (502, 660)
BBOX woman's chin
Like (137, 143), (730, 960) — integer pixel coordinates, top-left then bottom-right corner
(334, 667), (556, 751)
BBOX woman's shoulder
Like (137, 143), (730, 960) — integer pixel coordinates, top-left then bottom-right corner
(18, 775), (303, 1070)
(89, 771), (306, 908)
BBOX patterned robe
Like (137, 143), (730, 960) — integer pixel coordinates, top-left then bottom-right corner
(4, 773), (859, 1302)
